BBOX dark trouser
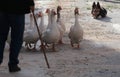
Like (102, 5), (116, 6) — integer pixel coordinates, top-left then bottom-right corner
(0, 13), (25, 66)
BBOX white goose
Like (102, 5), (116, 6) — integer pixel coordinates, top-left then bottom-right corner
(37, 11), (46, 34)
(42, 9), (60, 51)
(56, 6), (66, 44)
(40, 8), (51, 47)
(68, 7), (83, 48)
(23, 13), (39, 50)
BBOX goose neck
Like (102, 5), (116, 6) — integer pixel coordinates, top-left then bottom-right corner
(51, 15), (56, 24)
(41, 16), (44, 23)
(75, 14), (79, 25)
(40, 16), (44, 27)
(30, 15), (34, 28)
(57, 12), (60, 18)
(57, 12), (60, 22)
(48, 13), (52, 25)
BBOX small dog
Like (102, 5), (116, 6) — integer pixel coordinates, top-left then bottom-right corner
(91, 2), (107, 19)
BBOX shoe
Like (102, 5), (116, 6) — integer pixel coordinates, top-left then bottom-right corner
(8, 65), (21, 72)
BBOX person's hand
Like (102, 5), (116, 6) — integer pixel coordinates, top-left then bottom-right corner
(30, 6), (34, 12)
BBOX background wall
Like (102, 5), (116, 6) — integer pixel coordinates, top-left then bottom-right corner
(34, 0), (79, 23)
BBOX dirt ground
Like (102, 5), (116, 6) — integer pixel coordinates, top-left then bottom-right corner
(1, 0), (120, 77)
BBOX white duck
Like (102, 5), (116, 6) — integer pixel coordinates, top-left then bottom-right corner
(56, 6), (66, 44)
(68, 7), (83, 48)
(42, 9), (60, 51)
(23, 13), (39, 50)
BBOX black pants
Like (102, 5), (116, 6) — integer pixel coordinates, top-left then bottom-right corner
(0, 13), (25, 66)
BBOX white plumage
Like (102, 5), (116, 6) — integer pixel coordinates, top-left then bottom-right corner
(37, 11), (47, 34)
(42, 9), (60, 51)
(68, 7), (83, 48)
(23, 13), (39, 50)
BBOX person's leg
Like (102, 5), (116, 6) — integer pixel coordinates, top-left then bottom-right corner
(0, 13), (10, 65)
(8, 14), (25, 72)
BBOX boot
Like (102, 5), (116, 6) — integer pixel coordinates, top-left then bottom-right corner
(8, 65), (21, 72)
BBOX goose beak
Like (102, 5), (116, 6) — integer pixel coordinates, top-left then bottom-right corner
(52, 9), (57, 15)
(46, 8), (50, 13)
(74, 7), (79, 15)
(38, 12), (42, 17)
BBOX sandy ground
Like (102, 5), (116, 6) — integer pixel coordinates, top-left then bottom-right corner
(1, 0), (120, 77)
